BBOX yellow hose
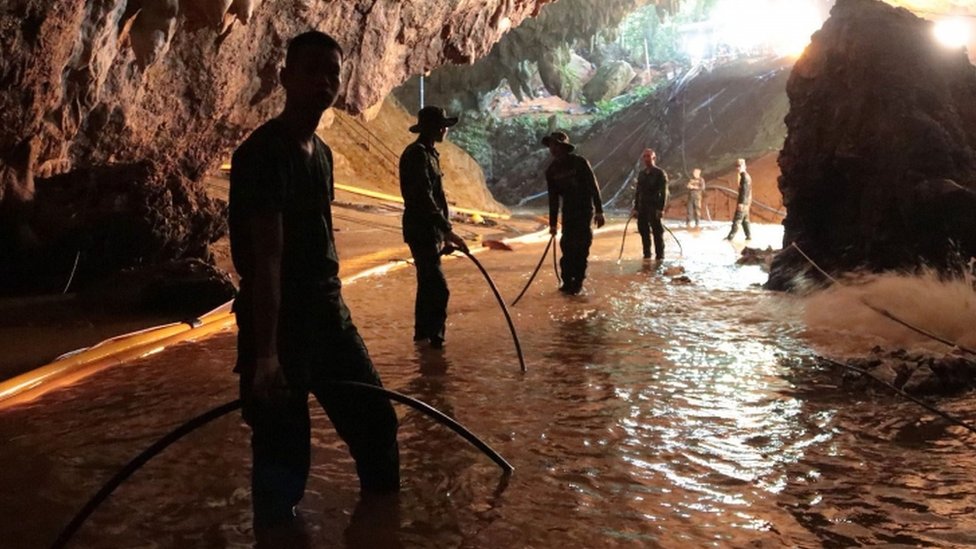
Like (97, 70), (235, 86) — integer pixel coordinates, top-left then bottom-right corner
(333, 183), (511, 220)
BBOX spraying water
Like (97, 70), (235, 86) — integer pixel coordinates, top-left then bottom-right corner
(801, 267), (976, 357)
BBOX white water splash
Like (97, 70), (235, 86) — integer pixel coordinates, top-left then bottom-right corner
(800, 269), (976, 357)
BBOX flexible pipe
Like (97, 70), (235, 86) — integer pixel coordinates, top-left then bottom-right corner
(49, 381), (513, 549)
(617, 214), (634, 262)
(454, 248), (527, 373)
(511, 235), (555, 306)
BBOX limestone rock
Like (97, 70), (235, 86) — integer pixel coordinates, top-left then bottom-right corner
(394, 0), (662, 111)
(0, 0), (575, 293)
(768, 0), (976, 290)
(538, 47), (595, 103)
(582, 60), (637, 103)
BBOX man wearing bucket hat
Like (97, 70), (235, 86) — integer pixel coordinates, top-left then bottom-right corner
(399, 106), (469, 349)
(543, 131), (605, 295)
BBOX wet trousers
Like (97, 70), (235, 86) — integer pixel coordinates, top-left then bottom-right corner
(407, 240), (449, 343)
(637, 209), (664, 259)
(239, 319), (400, 525)
(559, 223), (593, 291)
(686, 191), (702, 227)
(727, 208), (752, 239)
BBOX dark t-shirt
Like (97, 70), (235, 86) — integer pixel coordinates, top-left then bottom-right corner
(229, 119), (349, 366)
(635, 166), (669, 212)
(399, 140), (452, 244)
(546, 153), (603, 229)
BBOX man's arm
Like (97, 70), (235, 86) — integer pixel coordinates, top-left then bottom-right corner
(547, 171), (559, 234)
(661, 170), (670, 212)
(250, 211), (285, 400)
(632, 175), (641, 214)
(581, 157), (605, 227)
(736, 173), (749, 208)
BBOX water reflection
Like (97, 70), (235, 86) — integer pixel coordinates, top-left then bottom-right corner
(1, 223), (975, 547)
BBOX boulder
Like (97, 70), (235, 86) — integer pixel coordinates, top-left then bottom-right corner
(538, 47), (595, 102)
(583, 60), (637, 103)
(769, 0), (976, 290)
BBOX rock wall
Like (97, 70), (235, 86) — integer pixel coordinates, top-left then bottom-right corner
(768, 0), (976, 290)
(0, 0), (561, 293)
(394, 0), (663, 112)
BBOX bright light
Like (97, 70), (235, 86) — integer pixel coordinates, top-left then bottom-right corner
(704, 0), (824, 58)
(933, 17), (970, 48)
(686, 35), (708, 62)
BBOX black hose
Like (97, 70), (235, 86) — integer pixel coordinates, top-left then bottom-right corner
(50, 399), (242, 549)
(617, 215), (634, 262)
(552, 233), (562, 286)
(454, 248), (527, 373)
(50, 382), (513, 549)
(663, 224), (684, 257)
(511, 235), (554, 306)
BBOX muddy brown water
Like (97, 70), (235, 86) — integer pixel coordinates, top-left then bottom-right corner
(1, 222), (974, 548)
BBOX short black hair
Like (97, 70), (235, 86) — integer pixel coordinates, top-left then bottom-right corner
(286, 31), (344, 66)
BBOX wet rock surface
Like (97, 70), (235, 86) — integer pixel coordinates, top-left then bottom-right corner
(836, 346), (976, 396)
(737, 246), (777, 271)
(1, 161), (225, 295)
(81, 258), (235, 315)
(769, 0), (976, 290)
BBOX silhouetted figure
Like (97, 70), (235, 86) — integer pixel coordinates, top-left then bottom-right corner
(229, 31), (399, 531)
(399, 106), (469, 349)
(686, 167), (705, 229)
(543, 131), (605, 294)
(725, 158), (752, 241)
(632, 148), (669, 259)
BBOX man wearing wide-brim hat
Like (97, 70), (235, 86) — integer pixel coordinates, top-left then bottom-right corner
(399, 106), (469, 349)
(543, 131), (605, 295)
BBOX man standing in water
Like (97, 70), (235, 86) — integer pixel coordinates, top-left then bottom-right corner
(632, 148), (669, 260)
(686, 167), (705, 229)
(229, 31), (400, 532)
(399, 106), (469, 349)
(725, 158), (752, 241)
(544, 131), (605, 294)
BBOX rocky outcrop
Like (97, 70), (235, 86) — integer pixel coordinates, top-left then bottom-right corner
(394, 0), (664, 112)
(0, 0), (569, 294)
(538, 47), (594, 103)
(582, 60), (636, 102)
(768, 0), (976, 290)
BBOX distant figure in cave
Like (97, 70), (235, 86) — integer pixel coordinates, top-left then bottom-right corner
(399, 105), (469, 349)
(228, 30), (400, 537)
(725, 158), (752, 241)
(632, 148), (669, 260)
(543, 131), (605, 294)
(686, 167), (705, 229)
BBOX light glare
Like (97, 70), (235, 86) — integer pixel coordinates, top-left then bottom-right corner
(933, 17), (970, 48)
(690, 0), (824, 59)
